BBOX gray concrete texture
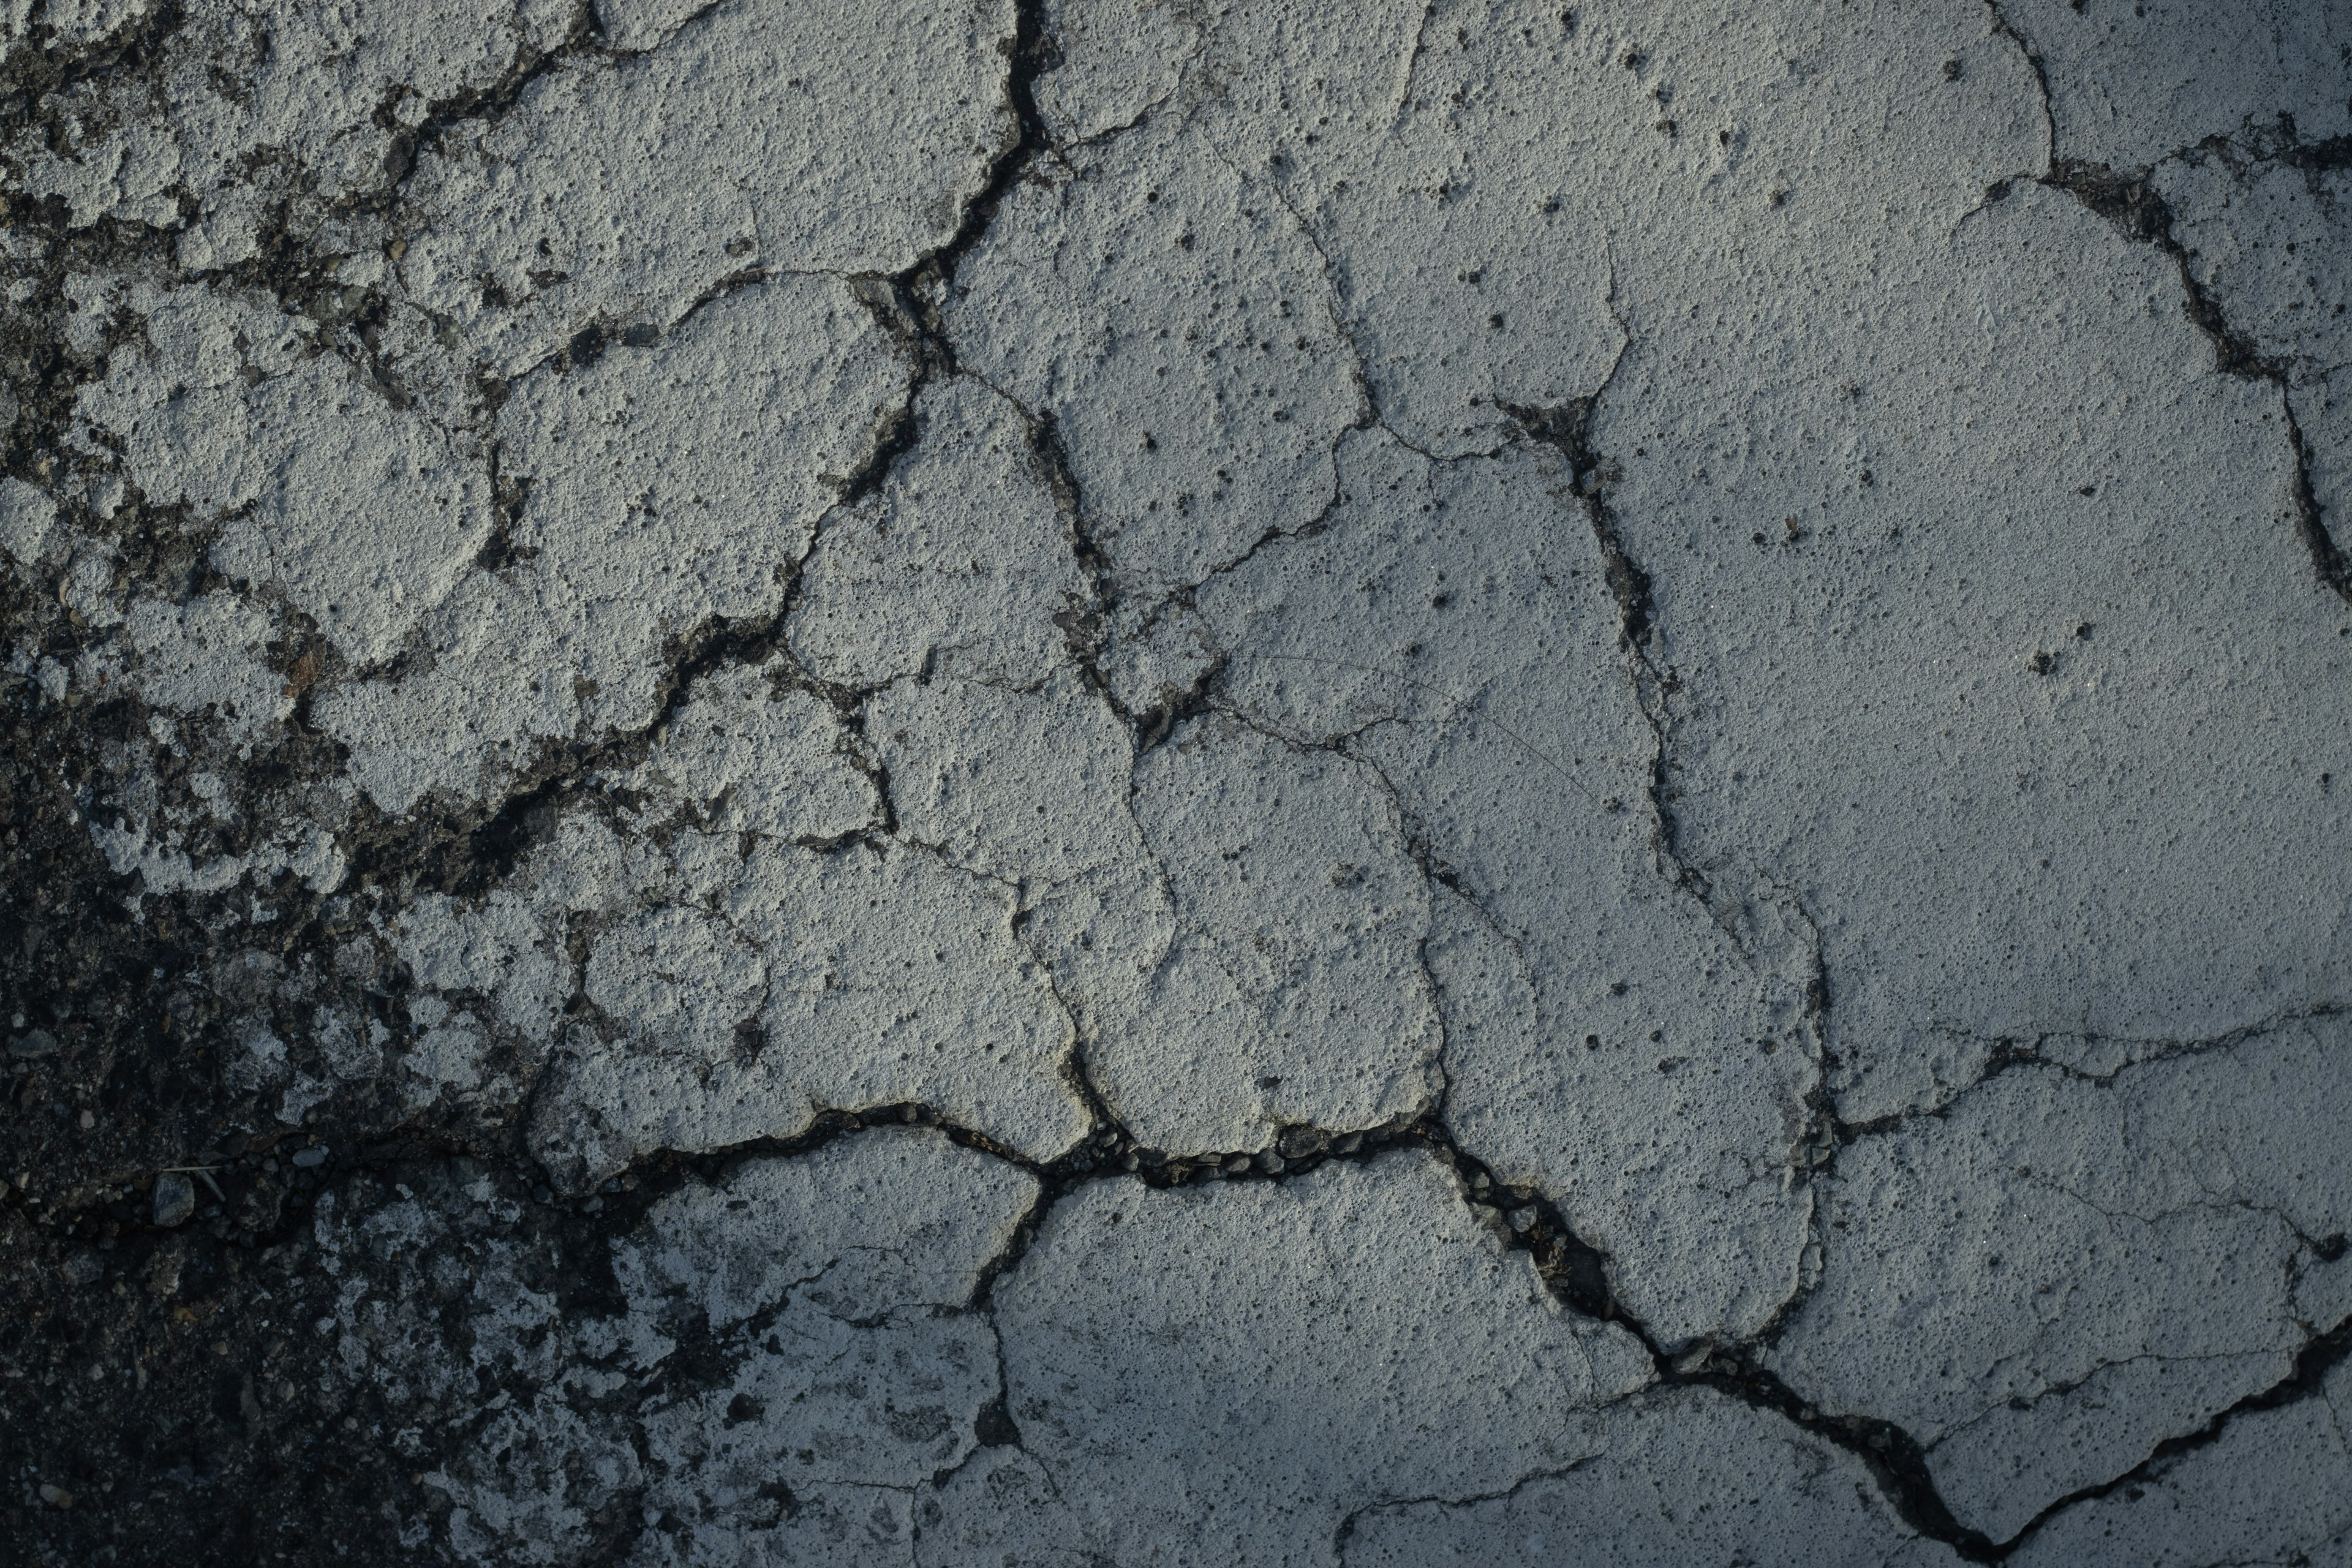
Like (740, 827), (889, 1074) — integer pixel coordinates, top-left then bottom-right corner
(1, 0), (2349, 1562)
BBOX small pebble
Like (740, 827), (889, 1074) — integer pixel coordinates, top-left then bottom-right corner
(38, 1482), (72, 1509)
(1224, 1155), (1251, 1175)
(1508, 1207), (1537, 1232)
(290, 1147), (326, 1169)
(153, 1171), (197, 1227)
(1277, 1128), (1330, 1160)
(1255, 1152), (1285, 1175)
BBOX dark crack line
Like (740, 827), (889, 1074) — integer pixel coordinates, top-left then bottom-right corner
(379, 2), (605, 194)
(1835, 1001), (2352, 1146)
(1330, 1455), (1600, 1562)
(1983, 1), (2055, 172)
(2286, 397), (2352, 603)
(858, 0), (1055, 377)
(1498, 391), (1745, 947)
(1010, 391), (1125, 714)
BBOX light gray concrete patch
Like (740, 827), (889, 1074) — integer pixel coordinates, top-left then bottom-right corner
(399, 0), (1016, 375)
(322, 272), (908, 813)
(74, 279), (494, 668)
(946, 111), (1366, 597)
(965, 1149), (1656, 1567)
(1605, 175), (2349, 1124)
(387, 797), (1093, 1190)
(1999, 0), (2352, 172)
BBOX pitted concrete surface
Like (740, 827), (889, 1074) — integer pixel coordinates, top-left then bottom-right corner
(1, 2), (2348, 1564)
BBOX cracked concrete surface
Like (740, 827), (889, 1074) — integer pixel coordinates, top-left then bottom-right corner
(2, 1), (2349, 1563)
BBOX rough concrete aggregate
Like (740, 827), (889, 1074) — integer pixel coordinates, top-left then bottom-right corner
(3, 0), (2350, 1563)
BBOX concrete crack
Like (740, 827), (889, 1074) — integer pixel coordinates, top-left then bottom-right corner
(1982, 1), (2056, 175)
(1835, 1001), (2350, 1144)
(1498, 378), (1746, 943)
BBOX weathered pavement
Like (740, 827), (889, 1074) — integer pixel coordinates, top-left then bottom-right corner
(4, 1), (2350, 1563)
